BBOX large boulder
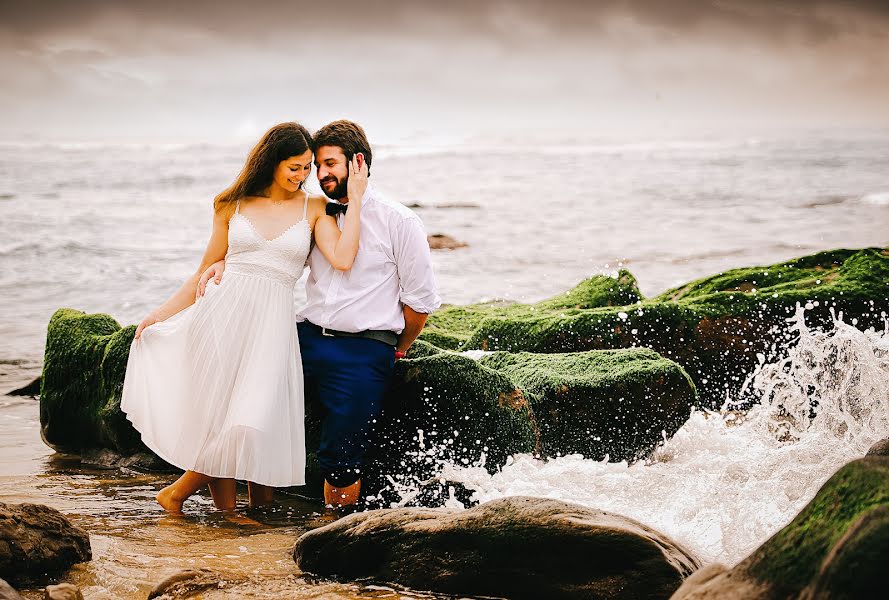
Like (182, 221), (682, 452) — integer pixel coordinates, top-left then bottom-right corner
(0, 502), (91, 582)
(671, 456), (889, 599)
(438, 248), (889, 406)
(294, 496), (700, 600)
(480, 348), (697, 461)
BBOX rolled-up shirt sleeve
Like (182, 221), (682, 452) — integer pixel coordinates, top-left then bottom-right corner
(393, 216), (441, 314)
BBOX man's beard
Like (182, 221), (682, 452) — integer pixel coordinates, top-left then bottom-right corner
(320, 175), (348, 200)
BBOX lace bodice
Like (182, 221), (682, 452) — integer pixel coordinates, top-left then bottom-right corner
(225, 205), (312, 288)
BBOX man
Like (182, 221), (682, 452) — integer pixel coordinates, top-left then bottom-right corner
(200, 120), (440, 509)
(300, 120), (440, 509)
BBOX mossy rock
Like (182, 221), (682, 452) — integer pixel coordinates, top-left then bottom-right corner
(39, 308), (705, 500)
(40, 311), (539, 498)
(363, 350), (538, 498)
(421, 271), (641, 350)
(480, 348), (697, 461)
(672, 456), (889, 599)
(745, 456), (889, 597)
(40, 308), (146, 454)
(464, 248), (889, 406)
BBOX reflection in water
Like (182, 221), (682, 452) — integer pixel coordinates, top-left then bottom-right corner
(0, 398), (446, 599)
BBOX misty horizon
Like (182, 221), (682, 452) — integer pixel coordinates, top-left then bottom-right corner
(1, 0), (888, 144)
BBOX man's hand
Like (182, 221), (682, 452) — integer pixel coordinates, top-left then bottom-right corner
(196, 260), (226, 300)
(396, 305), (429, 358)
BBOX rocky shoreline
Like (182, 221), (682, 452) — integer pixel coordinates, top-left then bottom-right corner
(19, 247), (889, 598)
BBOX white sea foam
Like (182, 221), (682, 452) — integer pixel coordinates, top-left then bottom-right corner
(860, 191), (889, 206)
(436, 309), (889, 567)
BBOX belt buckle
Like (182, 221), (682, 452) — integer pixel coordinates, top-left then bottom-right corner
(321, 327), (335, 337)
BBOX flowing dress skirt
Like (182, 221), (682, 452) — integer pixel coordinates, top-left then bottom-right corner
(121, 272), (306, 487)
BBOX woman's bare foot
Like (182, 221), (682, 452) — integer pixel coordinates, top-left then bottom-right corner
(156, 485), (185, 514)
(221, 510), (262, 526)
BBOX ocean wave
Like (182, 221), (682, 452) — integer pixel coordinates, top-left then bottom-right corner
(0, 240), (113, 258)
(860, 191), (889, 206)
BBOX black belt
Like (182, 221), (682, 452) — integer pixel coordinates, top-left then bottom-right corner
(303, 321), (399, 347)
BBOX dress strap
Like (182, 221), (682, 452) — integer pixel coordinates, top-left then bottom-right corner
(235, 199), (240, 214)
(302, 192), (309, 220)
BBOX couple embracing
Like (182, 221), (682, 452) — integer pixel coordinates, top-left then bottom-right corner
(120, 120), (440, 515)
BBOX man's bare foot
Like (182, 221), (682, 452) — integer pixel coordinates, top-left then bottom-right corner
(304, 507), (342, 529)
(324, 479), (361, 508)
(156, 485), (184, 515)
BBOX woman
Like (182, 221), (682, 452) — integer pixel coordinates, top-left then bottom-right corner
(121, 122), (368, 514)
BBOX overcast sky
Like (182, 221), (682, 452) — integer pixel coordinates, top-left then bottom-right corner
(1, 0), (887, 143)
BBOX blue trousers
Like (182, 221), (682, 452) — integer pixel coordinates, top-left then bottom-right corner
(298, 321), (395, 488)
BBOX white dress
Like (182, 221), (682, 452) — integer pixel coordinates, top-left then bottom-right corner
(121, 198), (311, 487)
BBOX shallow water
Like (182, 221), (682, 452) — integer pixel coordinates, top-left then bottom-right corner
(0, 398), (447, 598)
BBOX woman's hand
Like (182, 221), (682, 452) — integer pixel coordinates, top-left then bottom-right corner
(135, 310), (162, 340)
(346, 154), (369, 204)
(196, 260), (226, 299)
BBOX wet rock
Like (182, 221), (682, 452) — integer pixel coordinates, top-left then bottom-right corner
(0, 578), (24, 600)
(866, 438), (889, 457)
(480, 348), (697, 461)
(7, 377), (40, 397)
(80, 447), (173, 471)
(328, 347), (538, 500)
(147, 568), (236, 599)
(44, 583), (83, 600)
(0, 502), (91, 582)
(802, 504), (889, 599)
(294, 496), (700, 600)
(427, 234), (467, 250)
(435, 248), (889, 406)
(671, 456), (889, 599)
(40, 309), (146, 456)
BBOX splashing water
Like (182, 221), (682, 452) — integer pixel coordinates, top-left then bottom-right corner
(739, 304), (889, 447)
(435, 309), (889, 567)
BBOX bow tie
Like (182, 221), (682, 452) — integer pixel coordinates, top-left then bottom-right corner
(326, 202), (348, 217)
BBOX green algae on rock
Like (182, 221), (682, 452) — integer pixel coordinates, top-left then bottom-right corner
(461, 248), (889, 406)
(40, 308), (146, 455)
(362, 350), (538, 496)
(40, 310), (540, 496)
(671, 456), (889, 600)
(480, 348), (698, 461)
(420, 270), (642, 350)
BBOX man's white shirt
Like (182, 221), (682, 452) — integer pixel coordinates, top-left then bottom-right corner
(296, 184), (441, 333)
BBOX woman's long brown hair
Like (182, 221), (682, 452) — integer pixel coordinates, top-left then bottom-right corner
(214, 122), (312, 211)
